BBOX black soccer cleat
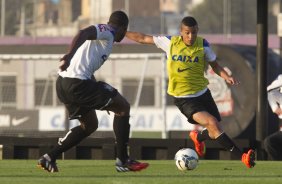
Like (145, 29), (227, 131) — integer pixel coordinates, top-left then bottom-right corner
(37, 155), (59, 173)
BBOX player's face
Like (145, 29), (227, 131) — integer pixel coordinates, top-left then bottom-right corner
(114, 25), (128, 42)
(180, 24), (198, 46)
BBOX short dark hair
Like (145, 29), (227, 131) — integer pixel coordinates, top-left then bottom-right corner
(181, 16), (198, 27)
(109, 10), (129, 27)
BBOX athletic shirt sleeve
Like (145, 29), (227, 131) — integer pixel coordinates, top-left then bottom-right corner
(153, 36), (171, 54)
(267, 74), (282, 91)
(203, 39), (217, 62)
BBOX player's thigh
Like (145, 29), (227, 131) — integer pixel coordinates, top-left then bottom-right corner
(192, 111), (220, 128)
(174, 96), (213, 124)
(200, 89), (221, 122)
(84, 81), (118, 110)
(174, 93), (222, 135)
(70, 80), (118, 112)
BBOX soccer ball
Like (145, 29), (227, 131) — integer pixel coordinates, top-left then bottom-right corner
(175, 148), (199, 171)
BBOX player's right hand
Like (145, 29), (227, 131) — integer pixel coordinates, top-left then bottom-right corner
(59, 54), (71, 71)
(59, 60), (70, 72)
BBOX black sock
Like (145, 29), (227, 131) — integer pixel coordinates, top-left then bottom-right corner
(48, 126), (89, 161)
(215, 132), (242, 158)
(113, 115), (130, 163)
(197, 128), (212, 142)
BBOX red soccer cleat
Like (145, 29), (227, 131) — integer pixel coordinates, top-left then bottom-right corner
(189, 130), (206, 157)
(241, 149), (256, 168)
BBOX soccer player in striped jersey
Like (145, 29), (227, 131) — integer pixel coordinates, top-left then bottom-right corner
(37, 10), (149, 173)
(126, 16), (255, 168)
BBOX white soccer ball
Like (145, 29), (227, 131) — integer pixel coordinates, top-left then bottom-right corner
(175, 148), (199, 171)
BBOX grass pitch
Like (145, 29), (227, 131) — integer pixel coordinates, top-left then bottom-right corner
(0, 160), (281, 184)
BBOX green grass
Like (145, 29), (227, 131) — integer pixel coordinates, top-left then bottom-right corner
(0, 160), (282, 184)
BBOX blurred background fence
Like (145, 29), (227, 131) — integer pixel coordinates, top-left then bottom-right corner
(0, 46), (281, 140)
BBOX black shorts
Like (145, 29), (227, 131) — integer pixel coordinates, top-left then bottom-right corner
(174, 89), (221, 124)
(56, 76), (118, 119)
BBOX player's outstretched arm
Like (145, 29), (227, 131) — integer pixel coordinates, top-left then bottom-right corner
(59, 26), (97, 71)
(126, 31), (154, 44)
(209, 61), (240, 85)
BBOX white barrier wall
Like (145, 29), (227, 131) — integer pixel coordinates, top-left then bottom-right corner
(38, 107), (196, 132)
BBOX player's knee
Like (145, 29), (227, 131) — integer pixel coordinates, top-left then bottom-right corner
(85, 125), (97, 136)
(206, 117), (218, 128)
(117, 100), (130, 116)
(82, 123), (98, 136)
(123, 100), (130, 113)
